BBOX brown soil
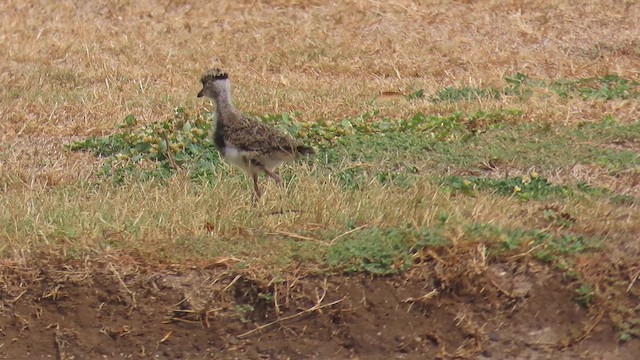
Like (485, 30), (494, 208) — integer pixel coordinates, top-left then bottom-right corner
(1, 255), (637, 360)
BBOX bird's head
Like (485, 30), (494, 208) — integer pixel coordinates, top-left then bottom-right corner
(197, 68), (229, 99)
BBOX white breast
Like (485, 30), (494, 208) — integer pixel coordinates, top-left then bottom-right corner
(222, 145), (285, 174)
(222, 146), (249, 170)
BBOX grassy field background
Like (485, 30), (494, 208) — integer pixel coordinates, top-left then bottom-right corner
(1, 0), (639, 353)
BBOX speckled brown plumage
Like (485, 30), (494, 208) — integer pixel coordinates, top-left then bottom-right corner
(214, 111), (313, 156)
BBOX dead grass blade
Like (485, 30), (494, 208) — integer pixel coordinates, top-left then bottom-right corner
(329, 224), (368, 244)
(108, 262), (137, 309)
(269, 230), (323, 243)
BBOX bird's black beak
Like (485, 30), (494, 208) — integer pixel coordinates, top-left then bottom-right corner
(197, 89), (204, 98)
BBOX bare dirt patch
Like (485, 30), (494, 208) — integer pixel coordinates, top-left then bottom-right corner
(1, 255), (637, 359)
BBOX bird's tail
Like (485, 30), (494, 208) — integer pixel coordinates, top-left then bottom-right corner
(296, 145), (315, 155)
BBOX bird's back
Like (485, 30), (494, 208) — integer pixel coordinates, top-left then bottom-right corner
(216, 111), (308, 158)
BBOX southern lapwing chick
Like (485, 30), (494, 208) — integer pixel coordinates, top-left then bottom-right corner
(197, 68), (314, 201)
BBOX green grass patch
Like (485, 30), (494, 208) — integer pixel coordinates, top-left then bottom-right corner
(405, 73), (639, 104)
(466, 223), (601, 261)
(443, 174), (572, 201)
(549, 75), (640, 100)
(326, 226), (449, 275)
(429, 86), (502, 103)
(322, 223), (600, 275)
(506, 73), (639, 100)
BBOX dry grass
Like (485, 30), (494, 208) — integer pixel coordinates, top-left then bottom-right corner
(3, 1), (638, 136)
(1, 165), (637, 270)
(1, 1), (639, 269)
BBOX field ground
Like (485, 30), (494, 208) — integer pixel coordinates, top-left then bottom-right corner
(2, 255), (639, 359)
(1, 0), (639, 359)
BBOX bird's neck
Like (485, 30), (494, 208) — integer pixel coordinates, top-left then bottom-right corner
(212, 80), (235, 121)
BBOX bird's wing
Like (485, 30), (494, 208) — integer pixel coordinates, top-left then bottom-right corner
(221, 114), (299, 154)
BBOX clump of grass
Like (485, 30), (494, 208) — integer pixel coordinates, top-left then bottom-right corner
(452, 117), (639, 174)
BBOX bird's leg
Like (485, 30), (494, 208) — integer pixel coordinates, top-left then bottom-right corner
(264, 168), (283, 187)
(252, 172), (262, 202)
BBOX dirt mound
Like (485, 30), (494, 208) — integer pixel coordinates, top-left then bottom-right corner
(0, 254), (637, 359)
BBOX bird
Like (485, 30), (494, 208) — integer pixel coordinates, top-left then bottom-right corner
(197, 68), (314, 201)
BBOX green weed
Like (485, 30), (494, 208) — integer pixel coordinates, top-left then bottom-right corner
(574, 284), (595, 307)
(68, 107), (221, 183)
(617, 318), (640, 342)
(234, 304), (255, 323)
(405, 89), (425, 100)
